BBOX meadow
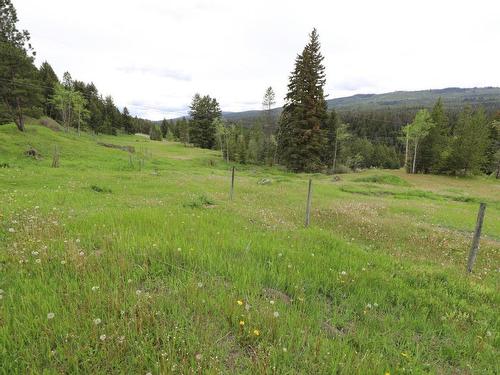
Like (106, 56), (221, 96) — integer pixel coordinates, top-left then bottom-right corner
(0, 123), (498, 374)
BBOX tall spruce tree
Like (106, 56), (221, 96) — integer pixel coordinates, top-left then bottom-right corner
(38, 61), (59, 117)
(447, 106), (490, 175)
(122, 107), (134, 134)
(277, 29), (328, 172)
(189, 94), (221, 149)
(416, 98), (449, 173)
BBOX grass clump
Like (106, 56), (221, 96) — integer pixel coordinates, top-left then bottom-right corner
(183, 194), (215, 208)
(354, 174), (410, 186)
(90, 184), (112, 193)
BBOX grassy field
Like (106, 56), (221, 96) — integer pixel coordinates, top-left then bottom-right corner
(0, 123), (499, 374)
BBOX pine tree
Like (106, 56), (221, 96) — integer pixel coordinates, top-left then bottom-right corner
(39, 61), (59, 117)
(277, 29), (328, 172)
(262, 86), (276, 131)
(189, 94), (221, 149)
(122, 107), (134, 134)
(447, 107), (491, 175)
(0, 0), (41, 131)
(416, 98), (449, 173)
(160, 118), (168, 138)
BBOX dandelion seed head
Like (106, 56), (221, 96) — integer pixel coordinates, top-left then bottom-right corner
(79, 251), (85, 256)
(270, 300), (275, 305)
(100, 334), (106, 341)
(197, 282), (203, 288)
(93, 318), (101, 325)
(92, 286), (99, 292)
(273, 311), (280, 318)
(47, 312), (55, 319)
(8, 228), (15, 233)
(195, 353), (203, 361)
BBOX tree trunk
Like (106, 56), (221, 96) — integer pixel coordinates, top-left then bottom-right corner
(404, 133), (409, 170)
(412, 139), (418, 174)
(332, 139), (338, 173)
(15, 97), (25, 132)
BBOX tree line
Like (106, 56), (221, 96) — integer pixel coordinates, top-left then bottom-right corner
(0, 0), (154, 135)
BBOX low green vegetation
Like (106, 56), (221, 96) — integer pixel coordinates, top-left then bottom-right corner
(1, 124), (498, 374)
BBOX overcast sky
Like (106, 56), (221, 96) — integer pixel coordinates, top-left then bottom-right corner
(16, 0), (500, 120)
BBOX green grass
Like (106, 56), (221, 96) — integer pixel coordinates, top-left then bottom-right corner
(0, 124), (499, 374)
(353, 174), (410, 186)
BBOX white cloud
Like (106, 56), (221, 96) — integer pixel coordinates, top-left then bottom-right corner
(15, 0), (500, 120)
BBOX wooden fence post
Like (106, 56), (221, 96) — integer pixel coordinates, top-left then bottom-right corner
(51, 145), (59, 168)
(467, 203), (486, 273)
(305, 179), (312, 227)
(230, 166), (235, 200)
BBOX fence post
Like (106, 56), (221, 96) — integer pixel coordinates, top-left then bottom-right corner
(51, 145), (59, 168)
(230, 166), (235, 200)
(467, 203), (486, 273)
(305, 179), (312, 227)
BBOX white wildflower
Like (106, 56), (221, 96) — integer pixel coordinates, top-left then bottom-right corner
(93, 318), (101, 325)
(47, 312), (55, 319)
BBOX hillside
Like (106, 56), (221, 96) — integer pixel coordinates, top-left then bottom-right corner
(0, 124), (499, 373)
(221, 87), (500, 122)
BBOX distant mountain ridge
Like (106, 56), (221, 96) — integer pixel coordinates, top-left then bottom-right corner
(220, 87), (500, 122)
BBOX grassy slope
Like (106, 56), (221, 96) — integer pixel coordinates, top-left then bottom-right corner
(0, 124), (498, 374)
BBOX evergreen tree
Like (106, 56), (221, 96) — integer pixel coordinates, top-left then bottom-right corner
(122, 107), (134, 134)
(446, 107), (490, 175)
(189, 94), (221, 149)
(262, 86), (276, 131)
(160, 118), (168, 138)
(38, 61), (59, 117)
(416, 98), (449, 173)
(0, 0), (41, 131)
(277, 29), (328, 172)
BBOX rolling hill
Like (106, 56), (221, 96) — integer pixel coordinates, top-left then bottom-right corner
(221, 87), (500, 122)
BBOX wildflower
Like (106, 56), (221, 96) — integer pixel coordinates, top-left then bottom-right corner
(118, 335), (125, 343)
(136, 289), (142, 296)
(239, 320), (245, 326)
(61, 260), (66, 265)
(92, 286), (99, 292)
(31, 251), (39, 256)
(245, 303), (251, 311)
(269, 300), (275, 305)
(35, 258), (41, 264)
(486, 331), (492, 337)
(47, 312), (55, 319)
(79, 251), (85, 256)
(8, 228), (15, 233)
(100, 334), (106, 341)
(401, 352), (409, 358)
(366, 303), (372, 309)
(94, 318), (102, 325)
(282, 347), (287, 352)
(75, 239), (80, 243)
(197, 282), (203, 288)
(341, 271), (347, 276)
(195, 353), (203, 361)
(237, 300), (243, 306)
(253, 329), (260, 336)
(273, 311), (279, 318)
(385, 372), (390, 375)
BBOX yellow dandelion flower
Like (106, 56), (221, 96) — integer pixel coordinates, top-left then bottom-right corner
(237, 300), (243, 306)
(253, 329), (260, 336)
(401, 352), (409, 358)
(385, 372), (390, 375)
(239, 320), (245, 326)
